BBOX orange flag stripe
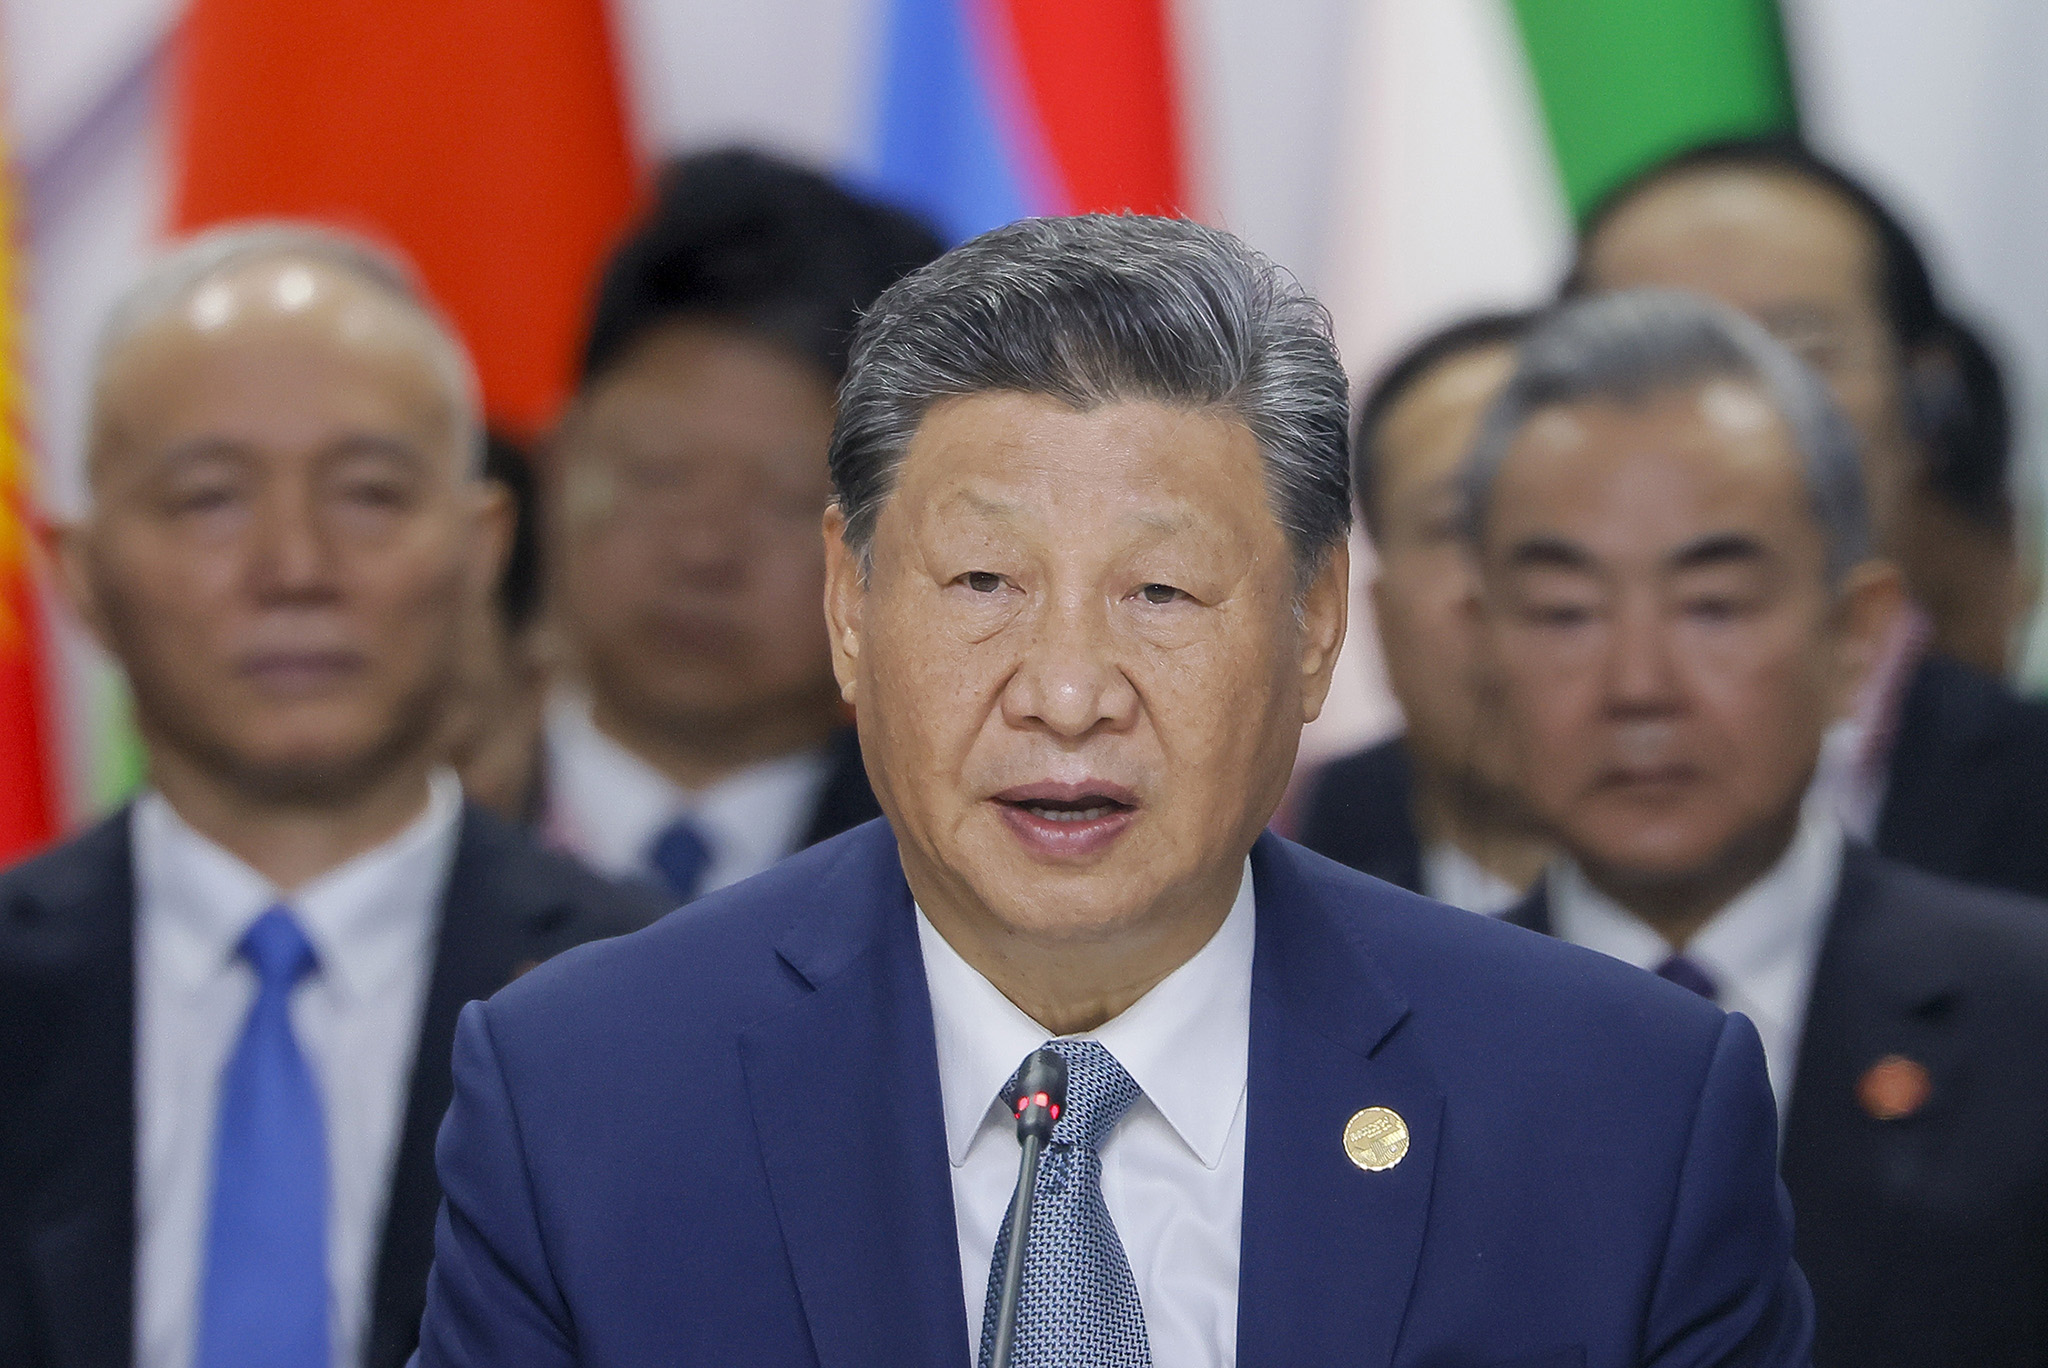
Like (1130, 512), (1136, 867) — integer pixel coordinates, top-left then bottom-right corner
(170, 0), (642, 437)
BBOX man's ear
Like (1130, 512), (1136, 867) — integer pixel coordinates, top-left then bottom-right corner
(51, 516), (115, 654)
(1298, 538), (1350, 724)
(1829, 557), (1906, 719)
(466, 477), (514, 606)
(822, 505), (865, 707)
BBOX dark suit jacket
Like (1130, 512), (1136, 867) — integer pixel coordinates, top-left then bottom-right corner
(1876, 653), (2048, 900)
(800, 725), (885, 849)
(0, 802), (660, 1368)
(1297, 735), (1423, 892)
(414, 820), (1809, 1367)
(1507, 845), (2048, 1368)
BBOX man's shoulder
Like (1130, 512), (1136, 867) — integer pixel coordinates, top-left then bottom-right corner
(1898, 654), (2048, 772)
(476, 819), (896, 1052)
(1264, 836), (1729, 1063)
(450, 801), (668, 937)
(1295, 736), (1420, 881)
(1843, 845), (2048, 979)
(0, 810), (134, 961)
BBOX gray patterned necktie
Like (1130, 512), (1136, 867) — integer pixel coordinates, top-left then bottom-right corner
(978, 1039), (1153, 1368)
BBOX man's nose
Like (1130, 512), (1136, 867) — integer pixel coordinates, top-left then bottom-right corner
(1603, 596), (1682, 716)
(655, 492), (752, 587)
(249, 486), (341, 602)
(1000, 592), (1139, 740)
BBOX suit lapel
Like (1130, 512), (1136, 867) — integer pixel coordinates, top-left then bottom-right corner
(364, 806), (574, 1368)
(1236, 835), (1445, 1368)
(738, 828), (968, 1368)
(8, 813), (139, 1368)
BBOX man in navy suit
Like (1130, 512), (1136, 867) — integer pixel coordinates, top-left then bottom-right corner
(1471, 289), (2048, 1366)
(413, 215), (1810, 1367)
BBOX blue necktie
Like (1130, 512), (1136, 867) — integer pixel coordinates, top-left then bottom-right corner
(649, 816), (715, 902)
(979, 1039), (1152, 1368)
(1656, 953), (1719, 1003)
(195, 906), (329, 1368)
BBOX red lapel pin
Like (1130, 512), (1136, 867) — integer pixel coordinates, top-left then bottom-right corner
(1858, 1054), (1932, 1121)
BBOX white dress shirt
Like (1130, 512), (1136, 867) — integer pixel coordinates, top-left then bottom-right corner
(540, 689), (831, 894)
(134, 770), (462, 1368)
(1421, 840), (1523, 916)
(1549, 796), (1843, 1119)
(916, 862), (1254, 1368)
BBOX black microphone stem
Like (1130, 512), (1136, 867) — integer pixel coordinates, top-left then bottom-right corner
(989, 1046), (1066, 1368)
(988, 1130), (1045, 1368)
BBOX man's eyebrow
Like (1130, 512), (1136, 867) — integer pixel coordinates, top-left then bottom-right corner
(1666, 532), (1771, 573)
(1504, 536), (1596, 572)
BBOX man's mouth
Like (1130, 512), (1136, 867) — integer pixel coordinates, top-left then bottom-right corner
(1012, 796), (1130, 823)
(990, 782), (1140, 860)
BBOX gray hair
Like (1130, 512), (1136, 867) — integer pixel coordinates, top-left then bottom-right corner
(828, 213), (1351, 589)
(1465, 289), (1871, 582)
(89, 221), (483, 476)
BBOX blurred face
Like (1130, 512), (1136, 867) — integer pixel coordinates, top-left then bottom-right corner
(826, 394), (1345, 952)
(1478, 380), (1889, 905)
(1580, 169), (1916, 558)
(65, 260), (504, 804)
(1368, 343), (1516, 792)
(553, 321), (841, 743)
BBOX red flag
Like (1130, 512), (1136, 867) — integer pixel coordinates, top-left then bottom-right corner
(170, 0), (641, 435)
(0, 113), (58, 857)
(997, 0), (1186, 217)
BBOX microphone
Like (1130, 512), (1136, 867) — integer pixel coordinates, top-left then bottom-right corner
(988, 1047), (1067, 1368)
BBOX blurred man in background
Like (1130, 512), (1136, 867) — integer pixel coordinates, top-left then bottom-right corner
(442, 433), (551, 822)
(1570, 135), (2048, 901)
(541, 149), (943, 906)
(1299, 311), (1552, 911)
(0, 226), (655, 1368)
(1475, 291), (2048, 1368)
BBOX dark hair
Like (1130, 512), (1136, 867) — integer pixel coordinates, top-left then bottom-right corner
(831, 214), (1351, 590)
(580, 147), (945, 387)
(1568, 134), (1942, 355)
(482, 432), (543, 632)
(1467, 290), (1870, 584)
(1352, 310), (1535, 537)
(1915, 314), (2014, 529)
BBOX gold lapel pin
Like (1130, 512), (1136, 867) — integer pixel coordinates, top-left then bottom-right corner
(1343, 1106), (1410, 1172)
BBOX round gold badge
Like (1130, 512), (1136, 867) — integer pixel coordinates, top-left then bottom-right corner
(1342, 1106), (1410, 1172)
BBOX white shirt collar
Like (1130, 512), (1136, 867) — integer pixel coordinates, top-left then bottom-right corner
(916, 860), (1255, 1172)
(133, 768), (464, 1004)
(1549, 793), (1842, 1108)
(1420, 840), (1523, 916)
(541, 688), (829, 889)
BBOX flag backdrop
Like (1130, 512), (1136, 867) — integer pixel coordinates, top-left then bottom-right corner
(870, 0), (1186, 243)
(0, 110), (58, 859)
(171, 0), (643, 436)
(24, 0), (2045, 821)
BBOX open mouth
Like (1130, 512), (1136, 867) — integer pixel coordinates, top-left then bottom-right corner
(1008, 795), (1132, 823)
(992, 782), (1140, 859)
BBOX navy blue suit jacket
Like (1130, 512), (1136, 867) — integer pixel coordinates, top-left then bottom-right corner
(414, 821), (1811, 1368)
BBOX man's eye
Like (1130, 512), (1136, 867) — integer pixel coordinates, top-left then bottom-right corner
(169, 486), (238, 514)
(1138, 583), (1184, 605)
(1525, 602), (1593, 628)
(962, 571), (1002, 593)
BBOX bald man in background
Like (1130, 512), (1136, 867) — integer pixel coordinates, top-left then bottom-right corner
(0, 226), (655, 1368)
